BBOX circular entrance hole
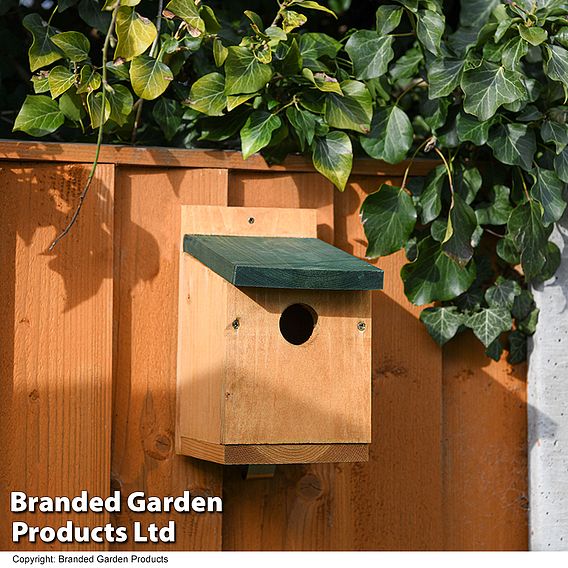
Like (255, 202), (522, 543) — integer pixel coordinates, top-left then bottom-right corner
(279, 303), (318, 345)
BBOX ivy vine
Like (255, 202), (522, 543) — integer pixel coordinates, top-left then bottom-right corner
(11, 0), (568, 362)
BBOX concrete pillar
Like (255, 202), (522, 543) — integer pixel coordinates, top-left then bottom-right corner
(528, 217), (568, 550)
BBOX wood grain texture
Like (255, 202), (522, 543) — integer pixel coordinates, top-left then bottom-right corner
(0, 162), (114, 550)
(443, 335), (528, 550)
(177, 205), (372, 451)
(180, 439), (368, 465)
(0, 140), (437, 177)
(183, 235), (384, 290)
(112, 168), (227, 551)
(222, 173), (445, 550)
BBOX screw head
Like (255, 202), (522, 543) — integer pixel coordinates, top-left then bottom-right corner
(232, 318), (240, 330)
(357, 321), (366, 332)
(248, 217), (255, 224)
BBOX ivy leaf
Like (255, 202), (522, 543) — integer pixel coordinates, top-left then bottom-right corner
(325, 80), (372, 133)
(555, 147), (568, 183)
(501, 36), (529, 72)
(226, 94), (255, 112)
(360, 106), (413, 163)
(102, 0), (141, 9)
(401, 237), (477, 306)
(487, 123), (536, 171)
(59, 90), (85, 122)
(485, 277), (521, 309)
(87, 91), (110, 128)
(518, 25), (548, 46)
(152, 98), (183, 140)
(428, 58), (464, 99)
(298, 32), (341, 70)
(187, 72), (226, 116)
(376, 5), (403, 34)
(240, 111), (282, 159)
(476, 185), (513, 226)
(47, 66), (75, 99)
(286, 106), (316, 150)
(130, 55), (173, 100)
(455, 112), (491, 145)
(311, 131), (352, 191)
(282, 10), (307, 33)
(461, 62), (527, 121)
(361, 183), (417, 258)
(496, 237), (520, 264)
(114, 7), (157, 61)
(508, 330), (527, 364)
(507, 200), (548, 281)
(538, 242), (562, 283)
(541, 120), (568, 154)
(302, 68), (342, 93)
(518, 307), (539, 335)
(32, 73), (50, 94)
(78, 0), (111, 33)
(442, 192), (477, 266)
(107, 84), (133, 126)
(420, 307), (464, 346)
(417, 9), (444, 55)
(13, 95), (64, 137)
(390, 46), (422, 83)
(23, 14), (63, 72)
(58, 0), (80, 11)
(419, 165), (446, 224)
(213, 38), (228, 67)
(200, 4), (221, 34)
(485, 339), (504, 361)
(544, 45), (568, 88)
(51, 31), (90, 62)
(76, 65), (101, 94)
(512, 290), (534, 321)
(280, 39), (302, 75)
(225, 46), (273, 95)
(454, 166), (481, 205)
(164, 0), (205, 36)
(466, 307), (513, 347)
(291, 1), (337, 17)
(345, 31), (394, 80)
(530, 167), (567, 225)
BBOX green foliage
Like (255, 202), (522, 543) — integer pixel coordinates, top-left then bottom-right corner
(11, 0), (568, 362)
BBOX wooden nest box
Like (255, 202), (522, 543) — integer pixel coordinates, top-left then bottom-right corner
(176, 206), (383, 465)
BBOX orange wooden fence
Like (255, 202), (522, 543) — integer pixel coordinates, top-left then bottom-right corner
(0, 141), (527, 550)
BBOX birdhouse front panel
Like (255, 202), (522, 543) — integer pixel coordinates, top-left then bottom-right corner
(223, 285), (372, 445)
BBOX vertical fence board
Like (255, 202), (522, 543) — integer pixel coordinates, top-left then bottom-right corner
(223, 171), (338, 550)
(333, 176), (444, 550)
(0, 163), (114, 550)
(111, 167), (227, 550)
(443, 337), (528, 550)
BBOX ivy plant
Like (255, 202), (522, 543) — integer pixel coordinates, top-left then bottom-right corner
(12, 0), (568, 362)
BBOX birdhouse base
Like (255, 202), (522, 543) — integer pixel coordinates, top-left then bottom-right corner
(179, 438), (369, 465)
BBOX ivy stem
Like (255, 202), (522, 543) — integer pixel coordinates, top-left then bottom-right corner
(271, 0), (291, 27)
(401, 137), (432, 191)
(433, 147), (454, 195)
(48, 4), (120, 251)
(395, 79), (426, 105)
(519, 169), (531, 201)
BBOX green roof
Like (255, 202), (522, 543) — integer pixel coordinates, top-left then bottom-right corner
(183, 235), (384, 290)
